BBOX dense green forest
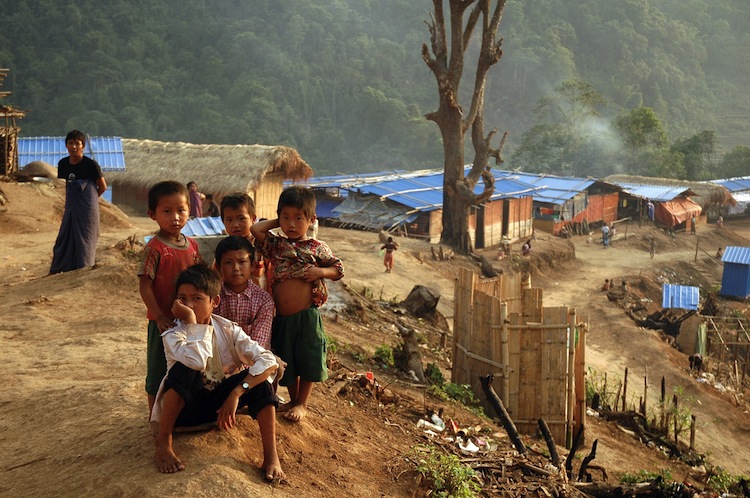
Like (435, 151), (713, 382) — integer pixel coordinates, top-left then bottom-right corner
(1, 0), (748, 178)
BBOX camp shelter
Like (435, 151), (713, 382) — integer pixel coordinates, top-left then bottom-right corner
(711, 176), (750, 216)
(0, 69), (25, 177)
(495, 171), (621, 236)
(662, 283), (700, 310)
(297, 167), (536, 247)
(110, 139), (313, 219)
(17, 136), (125, 203)
(607, 181), (703, 231)
(720, 246), (750, 299)
(608, 174), (734, 224)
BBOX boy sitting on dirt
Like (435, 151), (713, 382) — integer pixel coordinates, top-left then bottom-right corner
(251, 186), (345, 422)
(152, 264), (284, 480)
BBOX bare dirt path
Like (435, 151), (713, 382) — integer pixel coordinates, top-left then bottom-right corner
(537, 224), (750, 475)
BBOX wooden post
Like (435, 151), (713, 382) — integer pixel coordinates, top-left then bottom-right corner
(673, 394), (679, 445)
(690, 415), (696, 449)
(500, 302), (510, 407)
(567, 307), (577, 447)
(537, 419), (560, 468)
(575, 317), (587, 439)
(480, 374), (526, 454)
(660, 376), (666, 432)
(694, 238), (699, 262)
(603, 372), (608, 409)
(642, 370), (648, 415)
(622, 367), (629, 411)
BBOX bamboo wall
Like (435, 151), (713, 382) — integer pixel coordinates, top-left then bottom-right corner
(453, 267), (584, 446)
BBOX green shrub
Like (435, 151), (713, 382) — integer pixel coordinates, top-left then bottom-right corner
(373, 345), (395, 368)
(411, 445), (480, 497)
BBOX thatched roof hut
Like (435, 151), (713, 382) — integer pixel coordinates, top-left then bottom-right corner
(109, 139), (313, 218)
(604, 174), (735, 208)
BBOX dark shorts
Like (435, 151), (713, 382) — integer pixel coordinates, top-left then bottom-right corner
(146, 320), (167, 396)
(165, 362), (278, 427)
(271, 307), (328, 386)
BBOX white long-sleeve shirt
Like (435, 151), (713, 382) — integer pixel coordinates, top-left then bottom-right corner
(150, 313), (277, 423)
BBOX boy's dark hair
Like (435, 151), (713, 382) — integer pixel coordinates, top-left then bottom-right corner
(176, 264), (221, 298)
(65, 130), (86, 146)
(148, 181), (189, 212)
(220, 192), (256, 219)
(215, 235), (254, 265)
(277, 186), (316, 219)
(187, 181), (197, 189)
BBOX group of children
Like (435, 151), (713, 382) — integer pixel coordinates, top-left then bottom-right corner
(138, 181), (344, 479)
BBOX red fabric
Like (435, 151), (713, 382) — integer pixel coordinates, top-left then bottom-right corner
(654, 197), (702, 227)
(138, 235), (203, 320)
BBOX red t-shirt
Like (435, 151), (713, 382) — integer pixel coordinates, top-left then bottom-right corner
(138, 234), (203, 320)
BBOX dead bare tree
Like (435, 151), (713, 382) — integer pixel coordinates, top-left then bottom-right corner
(422, 0), (509, 254)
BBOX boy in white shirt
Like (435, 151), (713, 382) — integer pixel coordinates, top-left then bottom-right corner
(152, 264), (284, 481)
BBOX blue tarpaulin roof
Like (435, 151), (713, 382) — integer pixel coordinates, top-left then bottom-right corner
(297, 167), (539, 213)
(607, 182), (693, 202)
(722, 246), (750, 265)
(711, 177), (750, 193)
(492, 171), (599, 205)
(18, 136), (126, 171)
(662, 283), (700, 310)
(182, 217), (225, 237)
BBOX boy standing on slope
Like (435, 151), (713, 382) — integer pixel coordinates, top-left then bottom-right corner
(138, 181), (203, 418)
(152, 264), (283, 480)
(251, 186), (344, 422)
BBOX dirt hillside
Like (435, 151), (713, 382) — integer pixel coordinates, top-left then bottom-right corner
(1, 179), (749, 497)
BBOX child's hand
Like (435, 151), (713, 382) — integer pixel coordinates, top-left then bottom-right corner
(274, 355), (287, 383)
(302, 265), (324, 282)
(217, 393), (240, 430)
(171, 299), (197, 324)
(155, 315), (175, 332)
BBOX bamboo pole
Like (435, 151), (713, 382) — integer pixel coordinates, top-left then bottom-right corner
(690, 415), (696, 450)
(567, 307), (577, 447)
(622, 367), (629, 411)
(642, 369), (648, 415)
(500, 302), (510, 407)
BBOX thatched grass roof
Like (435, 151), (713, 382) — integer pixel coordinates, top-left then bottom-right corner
(604, 174), (735, 207)
(109, 139), (313, 194)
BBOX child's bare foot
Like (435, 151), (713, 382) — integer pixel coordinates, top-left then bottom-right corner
(282, 403), (307, 422)
(155, 440), (186, 473)
(262, 458), (286, 481)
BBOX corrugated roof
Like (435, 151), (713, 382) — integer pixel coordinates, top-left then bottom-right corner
(608, 182), (693, 202)
(722, 246), (750, 265)
(711, 176), (750, 193)
(297, 167), (539, 213)
(493, 171), (598, 205)
(182, 217), (225, 237)
(662, 283), (700, 310)
(18, 136), (126, 171)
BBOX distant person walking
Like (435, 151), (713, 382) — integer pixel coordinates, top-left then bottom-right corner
(649, 237), (656, 259)
(601, 223), (610, 248)
(381, 236), (399, 273)
(647, 201), (655, 221)
(49, 130), (107, 274)
(690, 215), (696, 235)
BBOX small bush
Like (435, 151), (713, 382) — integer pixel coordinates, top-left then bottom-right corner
(411, 445), (480, 497)
(373, 345), (395, 368)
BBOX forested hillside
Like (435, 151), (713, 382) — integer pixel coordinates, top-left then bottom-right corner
(1, 0), (748, 176)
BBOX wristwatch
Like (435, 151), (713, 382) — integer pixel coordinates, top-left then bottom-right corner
(241, 382), (250, 390)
